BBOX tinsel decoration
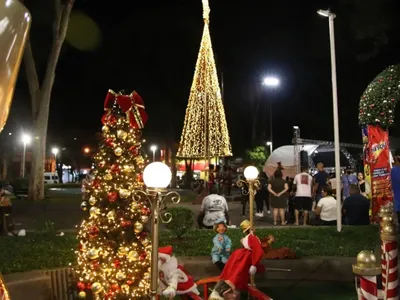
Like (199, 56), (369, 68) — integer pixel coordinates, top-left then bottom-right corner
(359, 64), (400, 127)
(73, 90), (151, 300)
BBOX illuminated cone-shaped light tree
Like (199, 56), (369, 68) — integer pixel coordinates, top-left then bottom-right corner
(74, 90), (152, 300)
(177, 0), (232, 164)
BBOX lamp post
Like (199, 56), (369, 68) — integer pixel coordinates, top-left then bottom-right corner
(237, 166), (260, 231)
(262, 77), (280, 150)
(20, 134), (31, 178)
(317, 9), (342, 232)
(83, 147), (90, 154)
(139, 162), (180, 300)
(52, 147), (59, 177)
(266, 141), (273, 155)
(150, 145), (157, 162)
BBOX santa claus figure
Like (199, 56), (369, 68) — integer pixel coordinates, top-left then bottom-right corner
(209, 220), (265, 300)
(158, 245), (200, 298)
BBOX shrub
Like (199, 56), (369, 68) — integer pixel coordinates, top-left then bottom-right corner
(164, 207), (194, 239)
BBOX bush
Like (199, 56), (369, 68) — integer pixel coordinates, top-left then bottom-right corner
(164, 207), (194, 239)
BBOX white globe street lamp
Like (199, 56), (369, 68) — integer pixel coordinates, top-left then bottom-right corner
(263, 77), (280, 87)
(141, 161), (179, 299)
(20, 134), (31, 178)
(238, 165), (260, 232)
(244, 165), (259, 180)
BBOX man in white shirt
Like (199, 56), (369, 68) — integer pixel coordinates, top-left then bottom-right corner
(292, 167), (313, 225)
(197, 193), (229, 229)
(315, 186), (337, 226)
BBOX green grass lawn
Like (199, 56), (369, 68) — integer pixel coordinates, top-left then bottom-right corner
(0, 226), (379, 274)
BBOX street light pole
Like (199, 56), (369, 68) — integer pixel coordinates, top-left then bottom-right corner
(20, 134), (31, 178)
(318, 9), (342, 232)
(263, 77), (280, 151)
(150, 145), (157, 162)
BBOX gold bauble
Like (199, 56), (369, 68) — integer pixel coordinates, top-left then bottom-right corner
(119, 189), (130, 199)
(356, 250), (377, 267)
(117, 129), (128, 140)
(91, 282), (103, 294)
(141, 215), (149, 223)
(89, 206), (100, 216)
(142, 238), (150, 246)
(114, 147), (123, 156)
(382, 223), (396, 236)
(107, 211), (116, 220)
(117, 246), (129, 257)
(88, 196), (97, 206)
(134, 222), (143, 233)
(102, 125), (110, 134)
(104, 174), (113, 181)
(382, 215), (393, 224)
(78, 291), (86, 299)
(121, 284), (130, 293)
(104, 268), (112, 276)
(116, 271), (126, 281)
(144, 272), (150, 280)
(380, 206), (389, 216)
(127, 250), (139, 262)
(80, 201), (88, 211)
(131, 201), (138, 209)
(87, 248), (99, 260)
(123, 165), (134, 173)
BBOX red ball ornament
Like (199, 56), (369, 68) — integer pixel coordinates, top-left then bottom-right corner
(92, 179), (100, 189)
(141, 207), (150, 215)
(120, 220), (131, 227)
(89, 226), (99, 237)
(114, 259), (121, 268)
(86, 283), (92, 290)
(111, 284), (120, 291)
(110, 164), (120, 173)
(109, 115), (117, 125)
(77, 282), (86, 290)
(108, 191), (118, 202)
(127, 280), (134, 285)
(129, 146), (139, 156)
(139, 252), (147, 260)
(139, 231), (148, 239)
(105, 138), (114, 147)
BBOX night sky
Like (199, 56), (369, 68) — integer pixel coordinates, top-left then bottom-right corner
(6, 0), (400, 156)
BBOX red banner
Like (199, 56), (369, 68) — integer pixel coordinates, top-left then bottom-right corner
(367, 125), (392, 221)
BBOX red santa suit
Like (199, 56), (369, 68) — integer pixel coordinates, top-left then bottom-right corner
(219, 233), (264, 291)
(158, 246), (200, 297)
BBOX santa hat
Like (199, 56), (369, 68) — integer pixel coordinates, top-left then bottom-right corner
(158, 245), (173, 260)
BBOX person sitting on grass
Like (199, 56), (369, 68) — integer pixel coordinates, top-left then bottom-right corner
(314, 186), (337, 226)
(197, 187), (230, 229)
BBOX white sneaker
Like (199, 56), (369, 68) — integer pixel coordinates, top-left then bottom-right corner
(209, 291), (224, 300)
(267, 210), (271, 214)
(256, 213), (264, 217)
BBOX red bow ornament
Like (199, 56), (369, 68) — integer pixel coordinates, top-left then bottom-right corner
(102, 89), (148, 129)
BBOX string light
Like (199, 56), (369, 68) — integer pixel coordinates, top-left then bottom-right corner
(176, 0), (232, 158)
(359, 64), (400, 127)
(73, 93), (151, 299)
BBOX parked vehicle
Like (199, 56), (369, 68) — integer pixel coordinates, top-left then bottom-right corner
(44, 172), (59, 184)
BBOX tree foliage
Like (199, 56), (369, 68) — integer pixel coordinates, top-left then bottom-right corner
(246, 145), (268, 171)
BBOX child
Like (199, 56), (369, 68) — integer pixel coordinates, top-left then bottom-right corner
(211, 218), (232, 270)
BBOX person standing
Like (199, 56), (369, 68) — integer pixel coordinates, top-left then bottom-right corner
(292, 167), (313, 226)
(313, 163), (329, 203)
(223, 166), (233, 197)
(268, 169), (289, 225)
(255, 172), (269, 217)
(342, 168), (358, 199)
(391, 154), (400, 223)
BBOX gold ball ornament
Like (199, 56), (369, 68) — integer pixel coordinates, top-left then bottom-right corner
(121, 284), (130, 294)
(91, 282), (103, 294)
(102, 125), (110, 134)
(114, 147), (123, 156)
(119, 189), (130, 199)
(134, 222), (144, 233)
(117, 246), (129, 257)
(104, 268), (112, 276)
(78, 291), (86, 299)
(131, 201), (138, 209)
(116, 271), (126, 281)
(123, 165), (134, 173)
(127, 250), (139, 262)
(87, 248), (99, 260)
(89, 206), (100, 216)
(88, 196), (97, 206)
(107, 210), (116, 220)
(104, 173), (113, 181)
(141, 215), (149, 223)
(142, 238), (150, 246)
(352, 250), (381, 276)
(144, 272), (150, 280)
(381, 215), (393, 224)
(381, 223), (397, 240)
(117, 129), (128, 140)
(80, 201), (88, 211)
(379, 206), (389, 216)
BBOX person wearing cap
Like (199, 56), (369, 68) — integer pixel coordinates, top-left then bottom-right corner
(211, 218), (232, 270)
(209, 220), (265, 300)
(313, 162), (329, 203)
(158, 245), (200, 298)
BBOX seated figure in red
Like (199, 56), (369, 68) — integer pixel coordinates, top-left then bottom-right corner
(158, 246), (200, 298)
(209, 220), (268, 300)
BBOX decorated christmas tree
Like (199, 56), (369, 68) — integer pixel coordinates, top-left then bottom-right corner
(74, 90), (151, 300)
